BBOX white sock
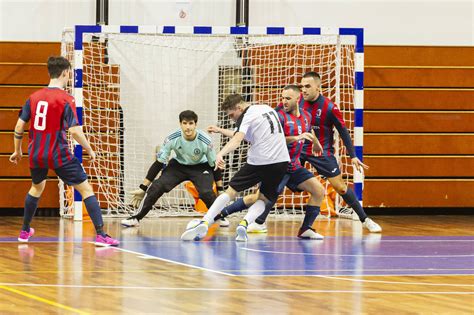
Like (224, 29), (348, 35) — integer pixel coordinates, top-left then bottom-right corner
(243, 200), (265, 224)
(203, 193), (231, 224)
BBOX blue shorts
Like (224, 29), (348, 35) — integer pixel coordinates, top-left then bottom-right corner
(300, 154), (341, 178)
(30, 158), (88, 185)
(277, 167), (314, 193)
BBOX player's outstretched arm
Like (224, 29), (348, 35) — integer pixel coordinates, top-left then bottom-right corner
(69, 126), (96, 162)
(215, 132), (245, 170)
(351, 157), (369, 173)
(286, 132), (313, 144)
(333, 119), (368, 172)
(207, 125), (235, 138)
(9, 118), (27, 164)
(310, 129), (323, 154)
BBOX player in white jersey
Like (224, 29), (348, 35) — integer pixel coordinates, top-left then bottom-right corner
(181, 94), (290, 241)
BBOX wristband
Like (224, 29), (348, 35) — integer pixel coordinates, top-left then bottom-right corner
(139, 184), (148, 192)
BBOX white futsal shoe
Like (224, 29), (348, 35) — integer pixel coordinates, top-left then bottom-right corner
(338, 208), (355, 220)
(235, 220), (248, 242)
(247, 222), (268, 233)
(121, 217), (140, 227)
(297, 228), (324, 240)
(362, 218), (382, 233)
(181, 220), (209, 241)
(219, 217), (230, 227)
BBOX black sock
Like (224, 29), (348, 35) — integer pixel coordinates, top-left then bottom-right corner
(84, 195), (106, 236)
(22, 194), (39, 232)
(341, 189), (368, 222)
(221, 198), (247, 218)
(302, 205), (320, 230)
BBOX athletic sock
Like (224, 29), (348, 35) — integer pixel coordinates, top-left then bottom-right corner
(22, 194), (39, 232)
(243, 200), (266, 224)
(203, 193), (231, 224)
(84, 195), (106, 236)
(220, 198), (247, 218)
(301, 205), (320, 230)
(341, 189), (368, 222)
(255, 200), (274, 225)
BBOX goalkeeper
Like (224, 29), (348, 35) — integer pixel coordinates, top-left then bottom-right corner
(121, 110), (227, 227)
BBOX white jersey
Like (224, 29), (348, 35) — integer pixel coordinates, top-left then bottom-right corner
(235, 104), (290, 165)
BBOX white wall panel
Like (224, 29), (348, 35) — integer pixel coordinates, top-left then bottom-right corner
(0, 0), (471, 45)
(0, 0), (95, 41)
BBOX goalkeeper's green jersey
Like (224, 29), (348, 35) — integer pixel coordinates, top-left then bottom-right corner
(156, 129), (216, 167)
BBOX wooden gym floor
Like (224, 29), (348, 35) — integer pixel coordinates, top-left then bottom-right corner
(0, 215), (473, 314)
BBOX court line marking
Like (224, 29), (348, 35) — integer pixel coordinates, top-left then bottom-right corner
(1, 269), (473, 280)
(240, 247), (474, 258)
(0, 283), (471, 295)
(110, 246), (235, 277)
(242, 273), (474, 278)
(244, 274), (474, 287)
(0, 238), (473, 244)
(3, 268), (472, 274)
(0, 269), (202, 274)
(0, 285), (89, 315)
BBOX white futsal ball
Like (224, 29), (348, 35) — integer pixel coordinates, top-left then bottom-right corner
(186, 219), (201, 230)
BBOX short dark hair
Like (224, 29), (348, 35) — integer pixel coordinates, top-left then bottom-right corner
(283, 84), (300, 93)
(179, 110), (198, 123)
(222, 94), (244, 111)
(47, 56), (71, 79)
(302, 71), (321, 81)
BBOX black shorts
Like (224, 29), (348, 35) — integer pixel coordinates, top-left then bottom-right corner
(228, 161), (288, 203)
(156, 159), (215, 198)
(300, 154), (341, 178)
(30, 158), (88, 185)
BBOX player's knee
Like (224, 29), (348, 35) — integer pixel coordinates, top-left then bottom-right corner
(224, 186), (238, 200)
(29, 181), (46, 197)
(244, 193), (259, 206)
(309, 184), (325, 202)
(330, 180), (347, 195)
(334, 185), (347, 195)
(74, 180), (94, 199)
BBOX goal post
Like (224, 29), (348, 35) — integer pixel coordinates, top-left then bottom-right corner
(60, 25), (364, 220)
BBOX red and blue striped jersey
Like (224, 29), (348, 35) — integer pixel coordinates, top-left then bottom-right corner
(19, 88), (79, 169)
(276, 106), (312, 172)
(300, 94), (355, 158)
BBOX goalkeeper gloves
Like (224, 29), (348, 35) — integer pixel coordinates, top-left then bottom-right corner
(129, 184), (148, 208)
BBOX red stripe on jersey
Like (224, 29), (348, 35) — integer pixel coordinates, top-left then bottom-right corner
(303, 110), (312, 132)
(29, 132), (36, 168)
(281, 110), (289, 134)
(37, 133), (48, 168)
(47, 133), (56, 168)
(301, 100), (317, 156)
(332, 104), (346, 127)
(56, 140), (63, 168)
(288, 113), (299, 160)
(64, 143), (72, 162)
(319, 98), (330, 157)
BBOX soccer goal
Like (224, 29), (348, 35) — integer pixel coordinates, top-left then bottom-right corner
(60, 25), (364, 220)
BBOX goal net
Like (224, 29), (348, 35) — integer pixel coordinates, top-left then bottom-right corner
(60, 26), (362, 218)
